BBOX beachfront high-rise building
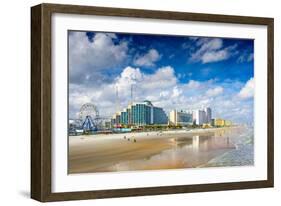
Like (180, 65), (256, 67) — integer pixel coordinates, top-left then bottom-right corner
(193, 110), (206, 125)
(130, 101), (153, 125)
(192, 107), (212, 125)
(169, 110), (193, 126)
(153, 106), (169, 124)
(111, 100), (168, 127)
(204, 107), (212, 123)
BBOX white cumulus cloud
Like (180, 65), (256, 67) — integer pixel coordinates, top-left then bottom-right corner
(69, 65), (254, 124)
(69, 66), (177, 118)
(142, 66), (177, 90)
(238, 78), (254, 99)
(206, 86), (224, 97)
(134, 49), (161, 67)
(189, 38), (237, 64)
(115, 66), (143, 89)
(69, 32), (129, 84)
(186, 80), (201, 89)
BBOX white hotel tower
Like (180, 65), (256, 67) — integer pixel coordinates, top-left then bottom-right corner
(193, 107), (212, 125)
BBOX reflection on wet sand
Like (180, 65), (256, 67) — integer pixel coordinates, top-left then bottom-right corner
(69, 126), (253, 174)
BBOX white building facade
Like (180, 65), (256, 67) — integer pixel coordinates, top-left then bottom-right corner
(169, 110), (193, 126)
(193, 107), (212, 125)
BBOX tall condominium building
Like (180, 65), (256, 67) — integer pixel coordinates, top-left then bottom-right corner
(193, 110), (206, 125)
(153, 106), (169, 124)
(169, 110), (193, 126)
(193, 107), (212, 125)
(111, 100), (168, 126)
(204, 107), (212, 123)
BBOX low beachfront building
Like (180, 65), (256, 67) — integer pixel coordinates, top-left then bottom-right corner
(211, 118), (232, 127)
(225, 120), (232, 126)
(214, 118), (225, 127)
(111, 112), (121, 127)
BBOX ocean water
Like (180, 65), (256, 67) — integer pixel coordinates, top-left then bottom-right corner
(204, 127), (254, 167)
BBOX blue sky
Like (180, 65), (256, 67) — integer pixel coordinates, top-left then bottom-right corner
(68, 31), (254, 124)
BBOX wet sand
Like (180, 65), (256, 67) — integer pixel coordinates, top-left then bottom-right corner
(69, 126), (250, 174)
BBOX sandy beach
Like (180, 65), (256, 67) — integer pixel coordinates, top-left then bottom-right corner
(68, 126), (252, 174)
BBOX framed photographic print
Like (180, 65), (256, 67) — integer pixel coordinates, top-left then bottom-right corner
(31, 3), (274, 202)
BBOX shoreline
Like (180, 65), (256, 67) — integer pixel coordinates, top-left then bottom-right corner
(69, 126), (244, 142)
(68, 126), (251, 173)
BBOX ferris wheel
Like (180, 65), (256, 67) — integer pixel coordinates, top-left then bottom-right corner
(79, 103), (99, 120)
(79, 103), (101, 131)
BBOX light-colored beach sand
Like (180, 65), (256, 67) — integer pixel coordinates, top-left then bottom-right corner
(68, 126), (251, 174)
